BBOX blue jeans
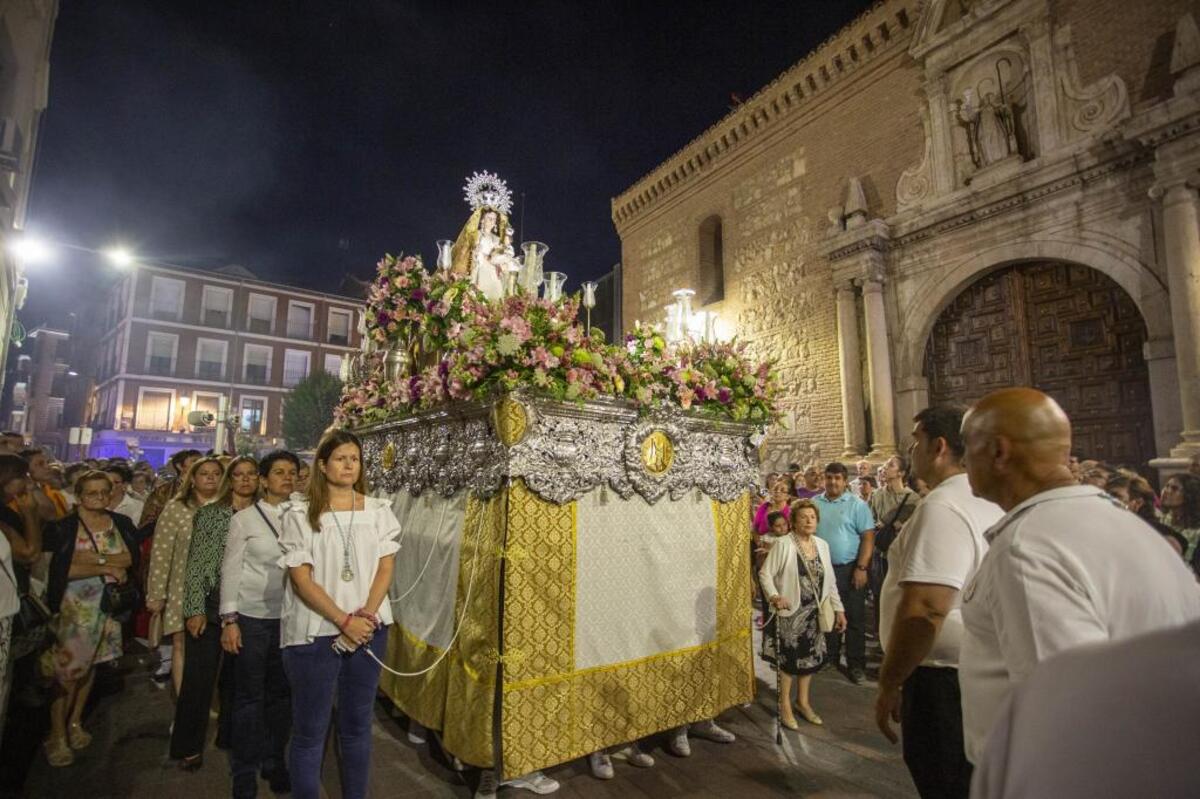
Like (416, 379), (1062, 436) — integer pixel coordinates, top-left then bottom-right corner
(230, 616), (291, 797)
(281, 628), (388, 799)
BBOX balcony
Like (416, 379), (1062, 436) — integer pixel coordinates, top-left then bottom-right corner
(282, 367), (309, 388)
(286, 319), (313, 340)
(248, 317), (273, 335)
(196, 361), (224, 381)
(147, 357), (175, 376)
(203, 309), (229, 328)
(243, 365), (270, 385)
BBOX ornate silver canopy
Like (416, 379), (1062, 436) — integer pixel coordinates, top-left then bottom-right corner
(356, 392), (761, 505)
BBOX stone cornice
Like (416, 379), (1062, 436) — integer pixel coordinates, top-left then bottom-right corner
(611, 1), (918, 234)
(820, 219), (892, 262)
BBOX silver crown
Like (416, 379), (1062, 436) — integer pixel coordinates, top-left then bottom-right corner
(463, 171), (514, 216)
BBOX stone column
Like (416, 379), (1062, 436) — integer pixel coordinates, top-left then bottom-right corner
(861, 279), (897, 458)
(1157, 180), (1200, 454)
(835, 283), (867, 458)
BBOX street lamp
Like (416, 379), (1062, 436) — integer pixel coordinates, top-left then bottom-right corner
(105, 247), (134, 268)
(8, 236), (53, 264)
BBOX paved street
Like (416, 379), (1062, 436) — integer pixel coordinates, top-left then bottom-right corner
(25, 632), (917, 798)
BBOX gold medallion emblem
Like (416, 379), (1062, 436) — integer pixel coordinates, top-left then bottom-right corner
(494, 395), (529, 446)
(640, 430), (674, 475)
(382, 441), (397, 471)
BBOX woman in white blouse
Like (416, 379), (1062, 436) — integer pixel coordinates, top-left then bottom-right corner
(759, 500), (846, 729)
(279, 431), (401, 799)
(219, 450), (299, 797)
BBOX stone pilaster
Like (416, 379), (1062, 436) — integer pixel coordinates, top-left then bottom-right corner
(861, 279), (897, 458)
(835, 282), (867, 459)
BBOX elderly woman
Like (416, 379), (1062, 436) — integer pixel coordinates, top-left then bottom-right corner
(42, 470), (140, 766)
(759, 499), (845, 729)
(171, 456), (259, 770)
(146, 456), (223, 696)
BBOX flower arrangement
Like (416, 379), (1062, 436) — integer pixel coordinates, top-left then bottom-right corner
(337, 256), (779, 427)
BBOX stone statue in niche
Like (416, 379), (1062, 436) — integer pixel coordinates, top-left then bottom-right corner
(955, 56), (1024, 170)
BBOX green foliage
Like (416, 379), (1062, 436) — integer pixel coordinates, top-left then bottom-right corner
(282, 370), (344, 450)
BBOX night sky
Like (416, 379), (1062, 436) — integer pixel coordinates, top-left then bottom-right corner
(23, 0), (874, 325)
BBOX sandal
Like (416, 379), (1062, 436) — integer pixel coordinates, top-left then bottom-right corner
(45, 736), (74, 767)
(179, 754), (203, 772)
(67, 721), (92, 750)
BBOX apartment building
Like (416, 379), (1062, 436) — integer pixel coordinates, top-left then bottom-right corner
(88, 262), (362, 465)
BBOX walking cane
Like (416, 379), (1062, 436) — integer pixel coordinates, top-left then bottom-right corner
(772, 607), (782, 743)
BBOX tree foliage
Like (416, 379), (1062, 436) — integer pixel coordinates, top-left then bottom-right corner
(281, 370), (344, 451)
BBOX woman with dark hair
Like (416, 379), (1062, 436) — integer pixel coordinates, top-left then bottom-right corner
(42, 470), (140, 766)
(170, 456), (259, 770)
(1105, 473), (1158, 526)
(279, 431), (401, 799)
(1159, 474), (1200, 561)
(221, 450), (299, 797)
(146, 456), (223, 696)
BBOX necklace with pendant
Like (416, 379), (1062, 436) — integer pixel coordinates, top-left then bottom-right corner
(331, 498), (356, 582)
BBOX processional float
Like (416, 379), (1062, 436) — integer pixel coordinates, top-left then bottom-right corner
(337, 172), (778, 777)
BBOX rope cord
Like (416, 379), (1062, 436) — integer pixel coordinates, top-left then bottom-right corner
(363, 498), (489, 677)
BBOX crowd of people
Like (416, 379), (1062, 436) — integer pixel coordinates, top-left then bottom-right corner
(0, 385), (1198, 799)
(754, 390), (1200, 798)
(0, 431), (410, 799)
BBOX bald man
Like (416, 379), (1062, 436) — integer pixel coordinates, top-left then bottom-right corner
(957, 388), (1200, 765)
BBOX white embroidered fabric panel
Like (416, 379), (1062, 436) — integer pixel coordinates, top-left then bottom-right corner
(383, 490), (467, 650)
(574, 488), (718, 670)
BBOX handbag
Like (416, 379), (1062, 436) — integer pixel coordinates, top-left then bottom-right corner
(0, 558), (53, 659)
(80, 516), (141, 617)
(797, 540), (836, 633)
(874, 493), (913, 555)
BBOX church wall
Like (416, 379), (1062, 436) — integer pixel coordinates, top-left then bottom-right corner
(619, 31), (926, 467)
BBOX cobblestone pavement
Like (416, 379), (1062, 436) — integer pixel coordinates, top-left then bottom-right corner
(24, 630), (916, 798)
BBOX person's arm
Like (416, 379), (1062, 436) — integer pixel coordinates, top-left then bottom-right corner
(182, 510), (214, 623)
(145, 502), (180, 610)
(219, 513), (250, 618)
(361, 502), (401, 617)
(849, 506), (878, 587)
(875, 582), (959, 742)
(758, 536), (788, 609)
(1, 495), (42, 563)
(287, 565), (374, 645)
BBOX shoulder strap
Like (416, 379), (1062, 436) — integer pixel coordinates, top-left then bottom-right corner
(886, 492), (912, 528)
(77, 513), (103, 554)
(254, 502), (283, 542)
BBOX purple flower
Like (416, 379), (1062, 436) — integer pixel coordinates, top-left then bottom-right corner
(717, 387), (732, 404)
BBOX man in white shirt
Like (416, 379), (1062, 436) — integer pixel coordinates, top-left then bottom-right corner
(958, 387), (1200, 764)
(104, 463), (145, 527)
(875, 406), (1003, 799)
(970, 619), (1200, 799)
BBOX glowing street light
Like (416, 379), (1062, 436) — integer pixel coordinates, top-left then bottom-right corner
(8, 236), (53, 264)
(105, 247), (134, 268)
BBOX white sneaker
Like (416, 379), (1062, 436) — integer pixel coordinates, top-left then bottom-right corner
(617, 744), (654, 768)
(667, 726), (691, 757)
(588, 752), (614, 780)
(502, 770), (560, 794)
(475, 769), (499, 799)
(691, 719), (736, 743)
(407, 721), (426, 745)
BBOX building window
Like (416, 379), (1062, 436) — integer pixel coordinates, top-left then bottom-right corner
(195, 338), (228, 381)
(191, 391), (223, 424)
(248, 293), (276, 335)
(286, 301), (314, 339)
(201, 286), (233, 328)
(242, 344), (272, 385)
(323, 353), (343, 376)
(239, 396), (267, 434)
(327, 308), (352, 346)
(149, 276), (185, 320)
(698, 215), (725, 305)
(135, 388), (174, 430)
(145, 332), (178, 376)
(283, 349), (310, 387)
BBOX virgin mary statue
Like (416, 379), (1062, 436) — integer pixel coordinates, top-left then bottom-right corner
(450, 172), (518, 302)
